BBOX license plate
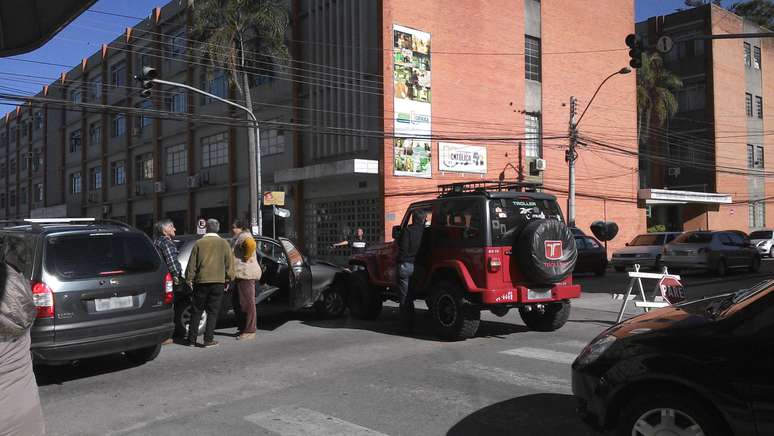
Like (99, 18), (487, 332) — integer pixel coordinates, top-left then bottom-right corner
(95, 296), (134, 312)
(527, 289), (552, 300)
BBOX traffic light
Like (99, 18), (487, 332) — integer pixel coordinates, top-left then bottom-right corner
(133, 66), (157, 99)
(625, 34), (643, 69)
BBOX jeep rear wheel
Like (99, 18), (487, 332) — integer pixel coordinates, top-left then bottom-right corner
(519, 300), (570, 332)
(348, 270), (382, 320)
(429, 280), (480, 340)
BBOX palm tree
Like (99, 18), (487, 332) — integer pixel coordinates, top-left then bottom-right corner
(190, 0), (289, 234)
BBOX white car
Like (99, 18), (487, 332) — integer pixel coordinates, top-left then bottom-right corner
(611, 232), (682, 271)
(750, 229), (774, 257)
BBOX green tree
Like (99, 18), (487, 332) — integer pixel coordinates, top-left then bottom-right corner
(637, 52), (683, 144)
(684, 0), (722, 7)
(730, 0), (774, 28)
(190, 0), (289, 233)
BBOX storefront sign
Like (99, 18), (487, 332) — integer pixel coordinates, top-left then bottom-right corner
(263, 191), (285, 206)
(438, 142), (487, 174)
(393, 24), (432, 178)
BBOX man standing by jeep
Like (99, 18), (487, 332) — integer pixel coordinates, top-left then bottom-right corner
(397, 210), (426, 333)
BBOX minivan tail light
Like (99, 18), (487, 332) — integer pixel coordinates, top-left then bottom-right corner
(31, 282), (54, 319)
(488, 257), (502, 273)
(163, 273), (174, 305)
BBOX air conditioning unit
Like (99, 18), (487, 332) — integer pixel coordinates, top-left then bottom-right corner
(135, 184), (145, 196)
(154, 181), (166, 193)
(668, 167), (681, 177)
(187, 175), (200, 189)
(200, 170), (210, 185)
(533, 158), (547, 172)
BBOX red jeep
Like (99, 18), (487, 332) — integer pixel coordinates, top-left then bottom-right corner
(348, 181), (581, 340)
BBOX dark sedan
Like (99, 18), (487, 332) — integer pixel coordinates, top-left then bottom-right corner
(573, 280), (774, 435)
(573, 235), (607, 276)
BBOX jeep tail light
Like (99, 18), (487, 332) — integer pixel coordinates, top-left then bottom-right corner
(31, 282), (54, 319)
(163, 273), (174, 305)
(488, 257), (502, 273)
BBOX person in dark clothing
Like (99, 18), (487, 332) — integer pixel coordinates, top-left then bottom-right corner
(332, 227), (367, 255)
(397, 209), (427, 333)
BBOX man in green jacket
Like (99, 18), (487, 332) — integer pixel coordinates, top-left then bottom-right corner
(185, 219), (235, 348)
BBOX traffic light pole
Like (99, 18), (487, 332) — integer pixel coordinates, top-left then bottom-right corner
(148, 77), (263, 236)
(567, 96), (578, 228)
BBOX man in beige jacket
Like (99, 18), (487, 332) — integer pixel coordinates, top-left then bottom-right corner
(185, 219), (235, 348)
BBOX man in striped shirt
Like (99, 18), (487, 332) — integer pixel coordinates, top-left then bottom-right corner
(153, 219), (183, 341)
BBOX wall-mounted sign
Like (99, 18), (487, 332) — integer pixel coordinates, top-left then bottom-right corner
(393, 24), (432, 178)
(439, 142), (487, 174)
(263, 191), (285, 206)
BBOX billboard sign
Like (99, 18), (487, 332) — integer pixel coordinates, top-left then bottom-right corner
(439, 142), (487, 174)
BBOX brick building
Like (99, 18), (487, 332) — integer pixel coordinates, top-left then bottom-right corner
(0, 0), (641, 255)
(637, 4), (774, 233)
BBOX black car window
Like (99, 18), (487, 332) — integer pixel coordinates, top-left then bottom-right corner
(674, 232), (713, 244)
(719, 233), (733, 245)
(45, 232), (160, 280)
(665, 234), (678, 243)
(574, 238), (587, 250)
(489, 197), (563, 247)
(435, 198), (485, 248)
(727, 233), (745, 246)
(750, 230), (773, 240)
(0, 233), (36, 277)
(585, 237), (601, 249)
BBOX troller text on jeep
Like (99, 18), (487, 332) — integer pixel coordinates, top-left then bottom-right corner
(348, 181), (581, 340)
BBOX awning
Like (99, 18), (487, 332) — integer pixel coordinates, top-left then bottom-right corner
(0, 0), (96, 57)
(274, 159), (379, 183)
(638, 189), (732, 205)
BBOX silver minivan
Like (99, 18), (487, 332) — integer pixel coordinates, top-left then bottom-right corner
(611, 232), (681, 271)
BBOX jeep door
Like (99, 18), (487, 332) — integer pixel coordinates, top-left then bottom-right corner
(278, 238), (314, 310)
(432, 198), (486, 288)
(385, 203), (434, 287)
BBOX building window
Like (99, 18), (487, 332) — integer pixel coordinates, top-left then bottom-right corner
(34, 183), (43, 203)
(756, 145), (764, 169)
(260, 128), (285, 156)
(746, 93), (753, 117)
(89, 73), (102, 101)
(0, 161), (5, 176)
(525, 113), (541, 158)
(167, 28), (186, 59)
(70, 172), (82, 195)
(166, 143), (187, 175)
(0, 132), (6, 146)
(756, 96), (763, 119)
(9, 126), (15, 142)
(750, 201), (766, 228)
(110, 60), (126, 88)
(676, 81), (706, 112)
(31, 149), (41, 172)
(33, 111), (42, 131)
(20, 155), (27, 172)
(89, 166), (102, 191)
(89, 122), (101, 146)
(753, 46), (761, 69)
(20, 121), (27, 138)
(135, 51), (152, 76)
(111, 114), (126, 137)
(0, 193), (5, 208)
(69, 129), (81, 153)
(200, 70), (227, 104)
(166, 91), (186, 113)
(525, 36), (541, 82)
(201, 132), (228, 168)
(69, 87), (81, 104)
(9, 189), (15, 207)
(19, 187), (26, 205)
(748, 144), (755, 168)
(9, 158), (15, 175)
(744, 42), (752, 67)
(137, 100), (153, 127)
(135, 153), (154, 181)
(111, 160), (126, 186)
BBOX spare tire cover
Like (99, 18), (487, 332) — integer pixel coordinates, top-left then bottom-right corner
(515, 219), (577, 284)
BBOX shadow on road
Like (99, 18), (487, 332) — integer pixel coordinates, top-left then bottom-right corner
(447, 393), (598, 436)
(34, 354), (141, 386)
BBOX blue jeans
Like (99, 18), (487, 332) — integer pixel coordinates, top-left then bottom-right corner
(397, 262), (415, 328)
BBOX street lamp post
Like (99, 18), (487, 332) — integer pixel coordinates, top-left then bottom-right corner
(567, 67), (631, 228)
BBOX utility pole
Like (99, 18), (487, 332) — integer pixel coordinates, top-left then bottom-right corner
(567, 96), (578, 228)
(517, 141), (524, 182)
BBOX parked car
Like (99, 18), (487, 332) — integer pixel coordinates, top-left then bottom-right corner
(661, 230), (761, 276)
(573, 279), (774, 436)
(348, 180), (581, 340)
(611, 232), (681, 272)
(569, 227), (586, 236)
(175, 234), (349, 335)
(749, 229), (774, 258)
(0, 218), (174, 365)
(573, 235), (607, 276)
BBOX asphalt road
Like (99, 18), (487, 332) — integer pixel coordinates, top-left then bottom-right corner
(34, 263), (774, 436)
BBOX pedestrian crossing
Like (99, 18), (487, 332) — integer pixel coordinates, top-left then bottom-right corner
(245, 406), (390, 436)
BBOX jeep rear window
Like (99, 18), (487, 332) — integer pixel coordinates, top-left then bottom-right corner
(489, 198), (563, 247)
(45, 233), (160, 280)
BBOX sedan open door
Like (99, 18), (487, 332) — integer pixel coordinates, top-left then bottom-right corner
(279, 238), (313, 310)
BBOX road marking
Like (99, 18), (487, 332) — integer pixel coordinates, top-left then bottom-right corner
(245, 406), (389, 436)
(439, 360), (570, 394)
(554, 340), (588, 350)
(499, 347), (577, 365)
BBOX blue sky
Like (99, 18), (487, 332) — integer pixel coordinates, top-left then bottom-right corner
(0, 0), (738, 107)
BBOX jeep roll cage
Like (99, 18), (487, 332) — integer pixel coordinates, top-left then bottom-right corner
(437, 180), (554, 200)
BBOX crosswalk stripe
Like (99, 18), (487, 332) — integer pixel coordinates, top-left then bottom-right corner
(439, 360), (570, 394)
(499, 347), (578, 365)
(553, 340), (588, 350)
(245, 406), (389, 436)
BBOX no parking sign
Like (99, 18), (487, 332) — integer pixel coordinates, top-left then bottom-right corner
(196, 218), (206, 235)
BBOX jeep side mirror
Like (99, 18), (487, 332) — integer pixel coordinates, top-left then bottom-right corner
(392, 225), (401, 240)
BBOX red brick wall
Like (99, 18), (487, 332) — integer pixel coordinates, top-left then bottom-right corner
(380, 0), (641, 254)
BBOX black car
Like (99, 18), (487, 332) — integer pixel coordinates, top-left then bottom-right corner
(573, 279), (774, 435)
(573, 235), (607, 276)
(176, 234), (348, 335)
(0, 219), (173, 365)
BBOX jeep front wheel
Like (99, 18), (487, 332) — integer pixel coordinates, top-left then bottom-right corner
(348, 270), (382, 320)
(519, 300), (570, 332)
(429, 280), (480, 340)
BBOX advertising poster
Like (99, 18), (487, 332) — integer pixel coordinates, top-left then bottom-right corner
(393, 24), (432, 178)
(439, 142), (487, 174)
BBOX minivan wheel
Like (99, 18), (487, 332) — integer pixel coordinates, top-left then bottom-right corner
(617, 392), (726, 436)
(315, 286), (347, 319)
(347, 270), (382, 320)
(750, 256), (761, 273)
(179, 304), (207, 336)
(715, 259), (727, 277)
(125, 343), (161, 365)
(519, 300), (570, 332)
(429, 280), (480, 341)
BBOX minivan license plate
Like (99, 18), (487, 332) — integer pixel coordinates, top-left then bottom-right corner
(527, 289), (552, 300)
(95, 296), (133, 312)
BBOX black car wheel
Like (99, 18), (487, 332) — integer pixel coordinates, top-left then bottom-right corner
(429, 280), (480, 341)
(125, 344), (161, 365)
(518, 300), (570, 332)
(315, 286), (347, 319)
(750, 255), (761, 273)
(715, 258), (727, 277)
(178, 304), (207, 336)
(347, 270), (382, 320)
(617, 392), (726, 436)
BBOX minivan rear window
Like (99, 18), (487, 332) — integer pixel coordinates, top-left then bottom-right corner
(489, 198), (563, 247)
(45, 233), (160, 280)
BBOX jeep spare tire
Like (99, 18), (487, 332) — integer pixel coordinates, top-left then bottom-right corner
(515, 219), (577, 284)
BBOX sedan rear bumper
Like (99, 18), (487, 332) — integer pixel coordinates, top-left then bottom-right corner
(661, 255), (708, 269)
